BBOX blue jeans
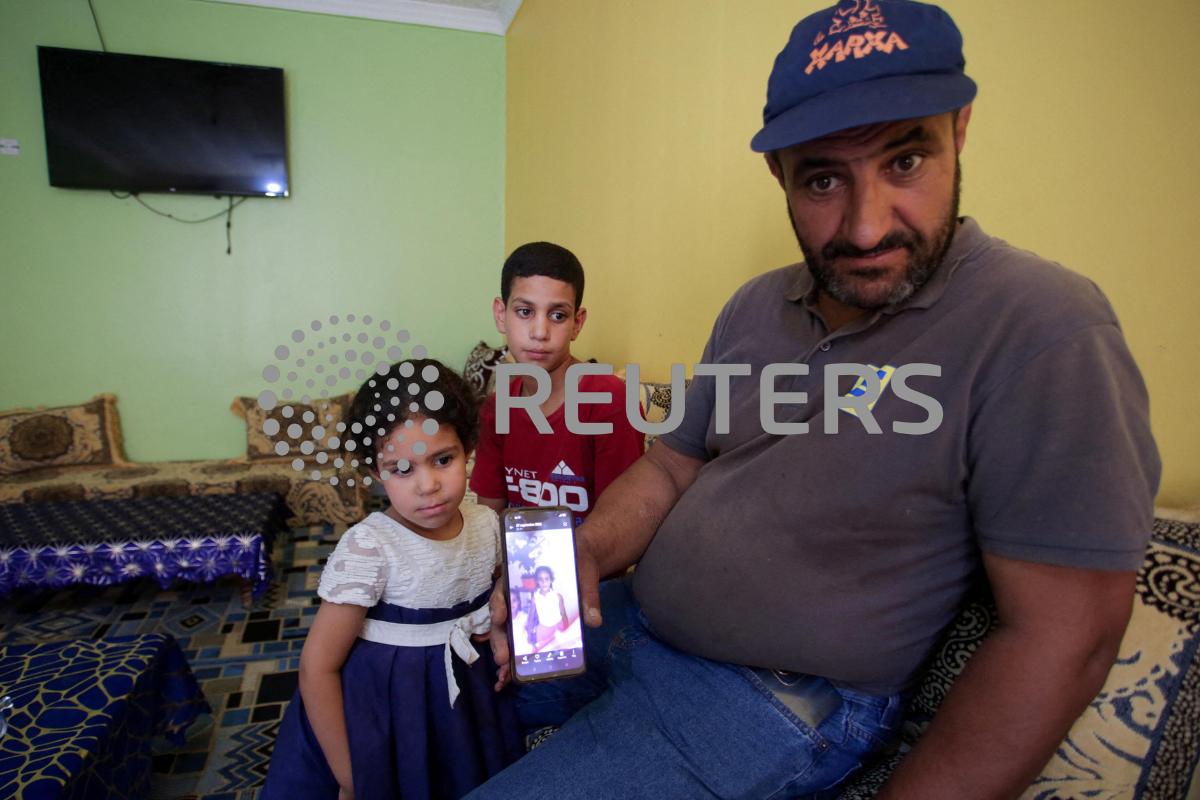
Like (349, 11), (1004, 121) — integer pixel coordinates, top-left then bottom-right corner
(466, 579), (903, 799)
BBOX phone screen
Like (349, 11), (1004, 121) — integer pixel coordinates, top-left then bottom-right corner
(502, 507), (587, 682)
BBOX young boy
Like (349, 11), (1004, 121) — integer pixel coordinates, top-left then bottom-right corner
(470, 242), (644, 525)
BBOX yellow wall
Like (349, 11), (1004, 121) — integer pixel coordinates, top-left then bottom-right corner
(506, 0), (1200, 507)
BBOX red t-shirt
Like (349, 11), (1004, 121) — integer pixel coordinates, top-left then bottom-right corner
(470, 373), (645, 523)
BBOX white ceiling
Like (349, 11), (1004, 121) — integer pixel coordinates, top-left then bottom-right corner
(200, 0), (523, 35)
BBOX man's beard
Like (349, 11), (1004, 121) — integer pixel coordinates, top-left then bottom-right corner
(792, 159), (962, 310)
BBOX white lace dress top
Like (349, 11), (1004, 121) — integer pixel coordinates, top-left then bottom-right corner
(317, 503), (501, 706)
(318, 503), (500, 610)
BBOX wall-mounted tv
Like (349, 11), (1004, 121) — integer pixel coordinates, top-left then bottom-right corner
(37, 46), (289, 197)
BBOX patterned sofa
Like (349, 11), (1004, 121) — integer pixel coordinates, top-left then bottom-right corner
(0, 394), (364, 527)
(0, 347), (657, 527)
(838, 510), (1200, 799)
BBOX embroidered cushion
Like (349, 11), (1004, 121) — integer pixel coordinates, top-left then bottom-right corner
(229, 393), (353, 463)
(638, 378), (690, 451)
(463, 341), (509, 400)
(0, 394), (128, 476)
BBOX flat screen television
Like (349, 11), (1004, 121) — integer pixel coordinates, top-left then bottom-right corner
(37, 46), (289, 197)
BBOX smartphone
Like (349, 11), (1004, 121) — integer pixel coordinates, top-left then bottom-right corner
(500, 506), (587, 683)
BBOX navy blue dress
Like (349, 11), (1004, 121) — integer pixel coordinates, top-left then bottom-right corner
(261, 590), (523, 800)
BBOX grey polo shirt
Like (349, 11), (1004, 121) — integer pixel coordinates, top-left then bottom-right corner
(633, 217), (1161, 695)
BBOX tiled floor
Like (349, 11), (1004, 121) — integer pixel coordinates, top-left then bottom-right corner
(0, 522), (345, 800)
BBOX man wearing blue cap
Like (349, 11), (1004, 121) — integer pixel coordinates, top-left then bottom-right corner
(475, 2), (1159, 797)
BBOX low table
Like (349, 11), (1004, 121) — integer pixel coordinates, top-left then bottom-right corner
(0, 492), (287, 600)
(0, 634), (210, 799)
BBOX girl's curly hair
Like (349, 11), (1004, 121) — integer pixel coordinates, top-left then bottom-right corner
(343, 358), (479, 474)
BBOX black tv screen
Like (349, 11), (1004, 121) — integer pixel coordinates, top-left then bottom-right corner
(37, 46), (289, 197)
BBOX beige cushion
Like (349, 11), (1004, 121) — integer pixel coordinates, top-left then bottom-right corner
(230, 393), (353, 462)
(0, 394), (128, 476)
(638, 379), (689, 450)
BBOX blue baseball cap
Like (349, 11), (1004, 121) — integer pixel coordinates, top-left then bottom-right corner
(750, 0), (977, 153)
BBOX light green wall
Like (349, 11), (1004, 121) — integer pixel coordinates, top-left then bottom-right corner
(0, 0), (505, 461)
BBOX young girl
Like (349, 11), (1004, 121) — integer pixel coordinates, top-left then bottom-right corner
(531, 565), (569, 650)
(261, 359), (522, 800)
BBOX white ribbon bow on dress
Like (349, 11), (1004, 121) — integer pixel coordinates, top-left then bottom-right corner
(443, 604), (493, 707)
(358, 602), (493, 707)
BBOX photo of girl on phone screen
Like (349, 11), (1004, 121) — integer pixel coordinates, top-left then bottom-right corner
(532, 566), (568, 647)
(507, 535), (583, 659)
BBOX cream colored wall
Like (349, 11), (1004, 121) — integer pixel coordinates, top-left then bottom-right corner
(506, 0), (1200, 506)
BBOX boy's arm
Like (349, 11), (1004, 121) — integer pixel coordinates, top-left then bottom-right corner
(469, 394), (509, 510)
(299, 601), (369, 793)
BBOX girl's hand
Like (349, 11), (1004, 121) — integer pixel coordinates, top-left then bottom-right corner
(300, 602), (365, 800)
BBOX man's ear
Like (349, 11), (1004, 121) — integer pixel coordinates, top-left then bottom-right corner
(571, 307), (587, 341)
(765, 151), (786, 190)
(492, 297), (507, 334)
(953, 104), (973, 154)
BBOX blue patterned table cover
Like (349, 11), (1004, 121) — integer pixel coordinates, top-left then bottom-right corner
(0, 634), (211, 799)
(0, 492), (287, 599)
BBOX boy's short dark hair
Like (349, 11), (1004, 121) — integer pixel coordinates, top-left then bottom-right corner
(500, 241), (585, 308)
(344, 358), (479, 475)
